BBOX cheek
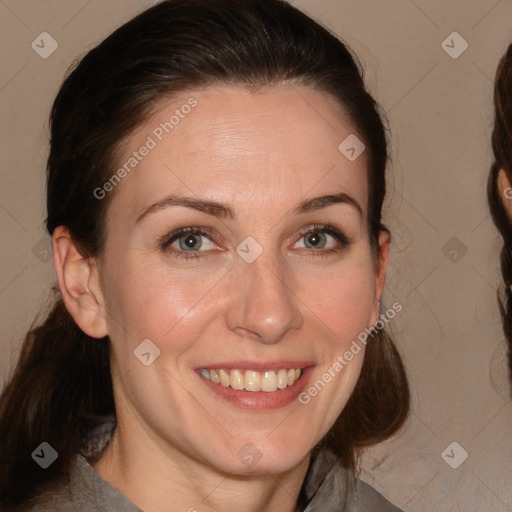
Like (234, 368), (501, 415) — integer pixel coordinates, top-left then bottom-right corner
(102, 255), (226, 350)
(296, 257), (376, 339)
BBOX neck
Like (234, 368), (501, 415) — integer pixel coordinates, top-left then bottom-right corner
(90, 415), (311, 512)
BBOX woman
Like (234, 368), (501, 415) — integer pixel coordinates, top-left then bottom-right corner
(0, 0), (409, 510)
(488, 44), (512, 385)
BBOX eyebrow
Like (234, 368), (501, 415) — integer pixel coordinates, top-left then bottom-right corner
(135, 191), (363, 224)
(292, 192), (363, 217)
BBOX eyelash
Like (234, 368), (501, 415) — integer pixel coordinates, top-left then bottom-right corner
(158, 224), (352, 261)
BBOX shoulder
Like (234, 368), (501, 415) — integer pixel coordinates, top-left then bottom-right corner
(5, 452), (140, 512)
(356, 479), (404, 512)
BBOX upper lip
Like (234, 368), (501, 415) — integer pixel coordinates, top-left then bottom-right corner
(195, 361), (315, 371)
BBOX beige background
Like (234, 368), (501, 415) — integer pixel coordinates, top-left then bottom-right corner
(1, 0), (511, 510)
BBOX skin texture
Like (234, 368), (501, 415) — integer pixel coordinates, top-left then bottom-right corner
(52, 84), (390, 512)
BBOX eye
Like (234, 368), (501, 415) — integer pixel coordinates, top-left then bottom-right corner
(292, 224), (351, 254)
(159, 227), (218, 260)
(174, 233), (214, 251)
(301, 231), (331, 249)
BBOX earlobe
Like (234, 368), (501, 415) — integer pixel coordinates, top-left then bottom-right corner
(52, 226), (108, 338)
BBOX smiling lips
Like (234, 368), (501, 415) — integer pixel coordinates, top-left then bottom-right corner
(198, 368), (303, 392)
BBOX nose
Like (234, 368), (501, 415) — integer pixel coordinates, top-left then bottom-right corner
(225, 254), (303, 344)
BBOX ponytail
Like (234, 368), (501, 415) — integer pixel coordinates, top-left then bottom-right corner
(0, 290), (113, 507)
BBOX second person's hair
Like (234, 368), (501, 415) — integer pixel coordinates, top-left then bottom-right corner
(487, 44), (512, 386)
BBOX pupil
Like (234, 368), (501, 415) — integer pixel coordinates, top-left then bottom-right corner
(181, 234), (201, 250)
(307, 232), (325, 248)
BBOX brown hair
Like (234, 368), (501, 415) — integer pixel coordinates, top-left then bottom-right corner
(0, 0), (409, 507)
(488, 44), (512, 386)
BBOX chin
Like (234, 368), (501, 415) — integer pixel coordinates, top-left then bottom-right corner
(208, 436), (313, 477)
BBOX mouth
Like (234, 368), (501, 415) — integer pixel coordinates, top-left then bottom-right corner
(197, 367), (304, 392)
(195, 363), (314, 411)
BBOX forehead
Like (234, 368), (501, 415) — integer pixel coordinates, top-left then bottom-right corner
(107, 84), (368, 224)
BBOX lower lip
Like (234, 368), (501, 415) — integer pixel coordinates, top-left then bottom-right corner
(197, 366), (314, 411)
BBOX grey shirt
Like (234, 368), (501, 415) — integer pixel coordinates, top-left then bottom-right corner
(16, 417), (403, 512)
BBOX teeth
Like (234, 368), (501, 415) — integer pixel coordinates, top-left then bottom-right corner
(218, 369), (230, 387)
(277, 369), (288, 389)
(244, 370), (261, 391)
(261, 371), (277, 392)
(199, 367), (303, 392)
(231, 369), (244, 390)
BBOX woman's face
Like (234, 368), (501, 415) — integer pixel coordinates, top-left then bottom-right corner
(95, 84), (388, 475)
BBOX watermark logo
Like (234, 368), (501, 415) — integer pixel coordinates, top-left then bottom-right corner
(134, 338), (161, 366)
(441, 441), (468, 469)
(32, 442), (58, 469)
(441, 32), (468, 60)
(237, 442), (263, 468)
(32, 236), (52, 263)
(236, 236), (263, 263)
(441, 236), (468, 263)
(338, 134), (365, 162)
(31, 32), (58, 59)
(93, 97), (198, 200)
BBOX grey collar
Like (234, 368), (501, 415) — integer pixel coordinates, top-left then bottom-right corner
(74, 415), (381, 512)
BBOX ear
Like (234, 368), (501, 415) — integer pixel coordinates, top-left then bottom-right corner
(52, 226), (108, 338)
(497, 169), (512, 219)
(369, 229), (390, 328)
